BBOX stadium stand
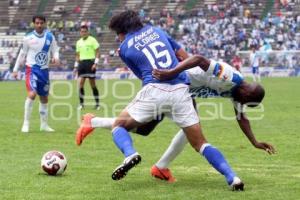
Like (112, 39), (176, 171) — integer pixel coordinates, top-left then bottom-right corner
(0, 0), (299, 72)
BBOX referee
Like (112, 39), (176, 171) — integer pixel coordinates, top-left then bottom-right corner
(74, 25), (100, 110)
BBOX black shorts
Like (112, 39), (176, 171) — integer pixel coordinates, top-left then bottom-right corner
(78, 59), (96, 78)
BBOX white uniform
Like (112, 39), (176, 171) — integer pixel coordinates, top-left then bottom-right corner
(14, 30), (59, 70)
(127, 83), (198, 128)
(187, 61), (244, 98)
(13, 30), (59, 96)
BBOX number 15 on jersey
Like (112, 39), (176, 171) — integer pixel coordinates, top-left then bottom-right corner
(142, 41), (172, 69)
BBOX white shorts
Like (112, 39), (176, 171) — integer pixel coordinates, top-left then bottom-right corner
(127, 83), (199, 128)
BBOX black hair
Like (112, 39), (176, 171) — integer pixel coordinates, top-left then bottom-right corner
(109, 10), (143, 34)
(232, 83), (265, 107)
(80, 25), (89, 31)
(248, 84), (265, 107)
(32, 15), (46, 23)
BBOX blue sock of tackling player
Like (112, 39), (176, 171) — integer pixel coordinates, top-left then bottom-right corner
(112, 127), (136, 157)
(201, 143), (236, 185)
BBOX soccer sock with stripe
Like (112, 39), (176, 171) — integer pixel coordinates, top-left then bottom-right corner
(24, 97), (34, 125)
(201, 143), (236, 185)
(112, 126), (136, 157)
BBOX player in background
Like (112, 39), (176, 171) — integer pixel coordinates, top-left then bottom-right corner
(249, 45), (260, 82)
(74, 25), (100, 110)
(77, 10), (244, 190)
(12, 15), (59, 133)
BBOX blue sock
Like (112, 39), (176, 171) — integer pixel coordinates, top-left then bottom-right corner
(201, 144), (236, 185)
(112, 127), (136, 157)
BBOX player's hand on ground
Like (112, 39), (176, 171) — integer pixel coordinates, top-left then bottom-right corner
(254, 141), (275, 154)
(12, 72), (18, 79)
(152, 69), (176, 80)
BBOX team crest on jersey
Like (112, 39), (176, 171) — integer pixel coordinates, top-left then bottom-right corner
(35, 51), (48, 66)
(128, 38), (134, 48)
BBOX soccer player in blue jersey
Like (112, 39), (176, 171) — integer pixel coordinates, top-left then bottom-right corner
(77, 10), (244, 190)
(12, 15), (60, 133)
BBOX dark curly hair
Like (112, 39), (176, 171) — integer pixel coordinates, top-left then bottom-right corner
(109, 10), (143, 34)
(32, 15), (46, 23)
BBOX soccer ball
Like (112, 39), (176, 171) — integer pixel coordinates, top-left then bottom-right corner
(41, 150), (67, 176)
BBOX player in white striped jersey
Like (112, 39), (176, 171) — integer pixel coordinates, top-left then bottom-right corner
(150, 55), (274, 182)
(249, 46), (261, 82)
(12, 15), (60, 133)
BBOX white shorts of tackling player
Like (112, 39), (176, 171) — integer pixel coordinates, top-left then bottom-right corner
(126, 83), (199, 128)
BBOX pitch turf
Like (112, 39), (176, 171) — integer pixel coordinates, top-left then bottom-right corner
(0, 78), (299, 200)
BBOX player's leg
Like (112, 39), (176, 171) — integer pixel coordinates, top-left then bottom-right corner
(39, 94), (54, 132)
(22, 67), (37, 133)
(88, 77), (100, 110)
(252, 67), (257, 82)
(171, 86), (243, 190)
(152, 98), (198, 180)
(182, 123), (243, 190)
(110, 84), (161, 180)
(22, 91), (36, 133)
(76, 115), (161, 145)
(151, 129), (187, 182)
(76, 114), (115, 145)
(35, 69), (54, 132)
(256, 67), (261, 82)
(78, 76), (86, 109)
(111, 109), (142, 180)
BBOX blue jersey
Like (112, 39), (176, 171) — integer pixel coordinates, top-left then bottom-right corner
(119, 25), (189, 86)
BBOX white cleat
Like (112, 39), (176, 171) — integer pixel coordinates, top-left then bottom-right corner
(230, 177), (244, 191)
(40, 124), (55, 132)
(21, 124), (29, 133)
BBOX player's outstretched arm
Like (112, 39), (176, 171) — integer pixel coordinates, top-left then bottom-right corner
(152, 54), (210, 80)
(234, 107), (275, 154)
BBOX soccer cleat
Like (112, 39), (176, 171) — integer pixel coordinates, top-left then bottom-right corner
(150, 165), (176, 183)
(21, 123), (29, 133)
(230, 177), (244, 191)
(40, 124), (55, 132)
(112, 153), (141, 180)
(76, 113), (95, 145)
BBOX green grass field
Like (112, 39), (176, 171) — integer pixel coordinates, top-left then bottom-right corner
(0, 78), (300, 200)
